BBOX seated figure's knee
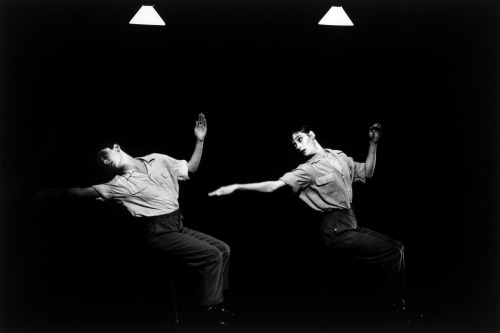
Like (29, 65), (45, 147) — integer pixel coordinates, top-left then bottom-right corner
(219, 242), (231, 259)
(207, 248), (223, 265)
(394, 241), (404, 260)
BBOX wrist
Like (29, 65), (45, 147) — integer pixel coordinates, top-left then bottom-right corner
(196, 139), (204, 144)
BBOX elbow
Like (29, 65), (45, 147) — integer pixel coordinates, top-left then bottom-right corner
(187, 163), (198, 174)
(365, 164), (375, 179)
(267, 181), (282, 192)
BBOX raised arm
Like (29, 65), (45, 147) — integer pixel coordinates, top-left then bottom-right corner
(208, 180), (286, 197)
(365, 123), (382, 179)
(187, 113), (207, 173)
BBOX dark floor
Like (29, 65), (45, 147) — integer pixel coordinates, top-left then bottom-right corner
(5, 265), (497, 333)
(2, 212), (499, 333)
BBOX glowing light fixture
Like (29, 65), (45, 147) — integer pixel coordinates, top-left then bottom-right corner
(129, 5), (165, 26)
(318, 6), (354, 26)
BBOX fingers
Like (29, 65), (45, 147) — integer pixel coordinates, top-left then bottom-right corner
(209, 190), (224, 197)
(208, 187), (223, 196)
(208, 186), (230, 197)
(369, 123), (382, 132)
(197, 113), (207, 128)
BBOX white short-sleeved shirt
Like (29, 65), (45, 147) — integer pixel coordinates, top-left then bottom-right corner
(279, 149), (366, 212)
(92, 153), (189, 217)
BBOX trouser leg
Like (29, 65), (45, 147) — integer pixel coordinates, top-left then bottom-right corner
(355, 227), (405, 301)
(321, 217), (405, 302)
(182, 227), (231, 293)
(146, 227), (231, 306)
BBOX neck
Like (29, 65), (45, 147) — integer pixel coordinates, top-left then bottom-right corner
(119, 154), (143, 173)
(310, 142), (325, 159)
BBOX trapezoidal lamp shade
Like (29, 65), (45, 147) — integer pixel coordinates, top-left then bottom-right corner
(318, 6), (354, 26)
(129, 5), (165, 26)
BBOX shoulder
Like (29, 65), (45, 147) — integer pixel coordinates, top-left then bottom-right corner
(108, 174), (130, 186)
(141, 153), (162, 161)
(292, 162), (314, 177)
(324, 148), (344, 156)
(297, 161), (313, 170)
(325, 149), (349, 161)
(94, 174), (128, 191)
(141, 153), (174, 167)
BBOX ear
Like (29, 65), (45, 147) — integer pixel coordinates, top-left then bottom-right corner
(113, 144), (121, 151)
(308, 131), (316, 140)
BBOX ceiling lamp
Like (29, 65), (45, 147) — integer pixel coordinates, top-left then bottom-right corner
(318, 6), (354, 26)
(129, 5), (165, 26)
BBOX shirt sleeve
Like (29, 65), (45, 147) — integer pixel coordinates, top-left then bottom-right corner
(344, 155), (366, 183)
(92, 175), (131, 200)
(158, 154), (189, 181)
(279, 164), (312, 194)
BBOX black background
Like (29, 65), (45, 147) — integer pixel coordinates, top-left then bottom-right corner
(1, 0), (499, 332)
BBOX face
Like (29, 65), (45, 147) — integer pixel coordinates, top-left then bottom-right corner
(292, 131), (316, 157)
(98, 144), (122, 169)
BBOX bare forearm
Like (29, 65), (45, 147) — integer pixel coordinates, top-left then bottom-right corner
(65, 187), (99, 198)
(209, 180), (285, 197)
(187, 139), (204, 173)
(236, 181), (284, 193)
(365, 142), (377, 178)
(36, 187), (99, 200)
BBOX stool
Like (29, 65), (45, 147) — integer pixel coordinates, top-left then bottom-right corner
(133, 253), (181, 332)
(316, 250), (384, 330)
(167, 257), (180, 332)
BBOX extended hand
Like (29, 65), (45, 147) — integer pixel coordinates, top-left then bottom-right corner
(194, 113), (207, 141)
(208, 185), (238, 197)
(33, 188), (58, 202)
(369, 123), (382, 143)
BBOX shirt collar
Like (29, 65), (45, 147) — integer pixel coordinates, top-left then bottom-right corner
(121, 156), (156, 179)
(122, 169), (135, 180)
(308, 149), (330, 164)
(137, 156), (156, 163)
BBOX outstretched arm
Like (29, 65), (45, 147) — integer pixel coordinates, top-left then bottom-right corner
(35, 187), (100, 201)
(365, 123), (382, 179)
(208, 180), (286, 196)
(187, 113), (207, 174)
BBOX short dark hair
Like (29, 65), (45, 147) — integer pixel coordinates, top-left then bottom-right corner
(95, 142), (117, 169)
(288, 124), (313, 142)
(97, 149), (108, 163)
(291, 125), (312, 135)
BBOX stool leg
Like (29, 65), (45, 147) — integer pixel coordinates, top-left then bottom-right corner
(317, 269), (327, 329)
(169, 258), (180, 332)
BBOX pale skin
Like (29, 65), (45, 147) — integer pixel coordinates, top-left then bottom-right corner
(208, 123), (382, 197)
(35, 114), (208, 201)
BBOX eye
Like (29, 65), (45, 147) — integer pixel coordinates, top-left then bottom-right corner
(99, 151), (109, 160)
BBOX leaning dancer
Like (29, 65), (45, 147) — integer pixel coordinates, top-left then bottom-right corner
(37, 114), (239, 327)
(210, 123), (414, 324)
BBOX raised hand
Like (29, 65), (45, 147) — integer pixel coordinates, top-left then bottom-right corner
(208, 185), (238, 197)
(369, 123), (382, 143)
(194, 113), (207, 141)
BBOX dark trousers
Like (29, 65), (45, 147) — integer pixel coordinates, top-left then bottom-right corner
(143, 210), (230, 306)
(320, 208), (405, 303)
